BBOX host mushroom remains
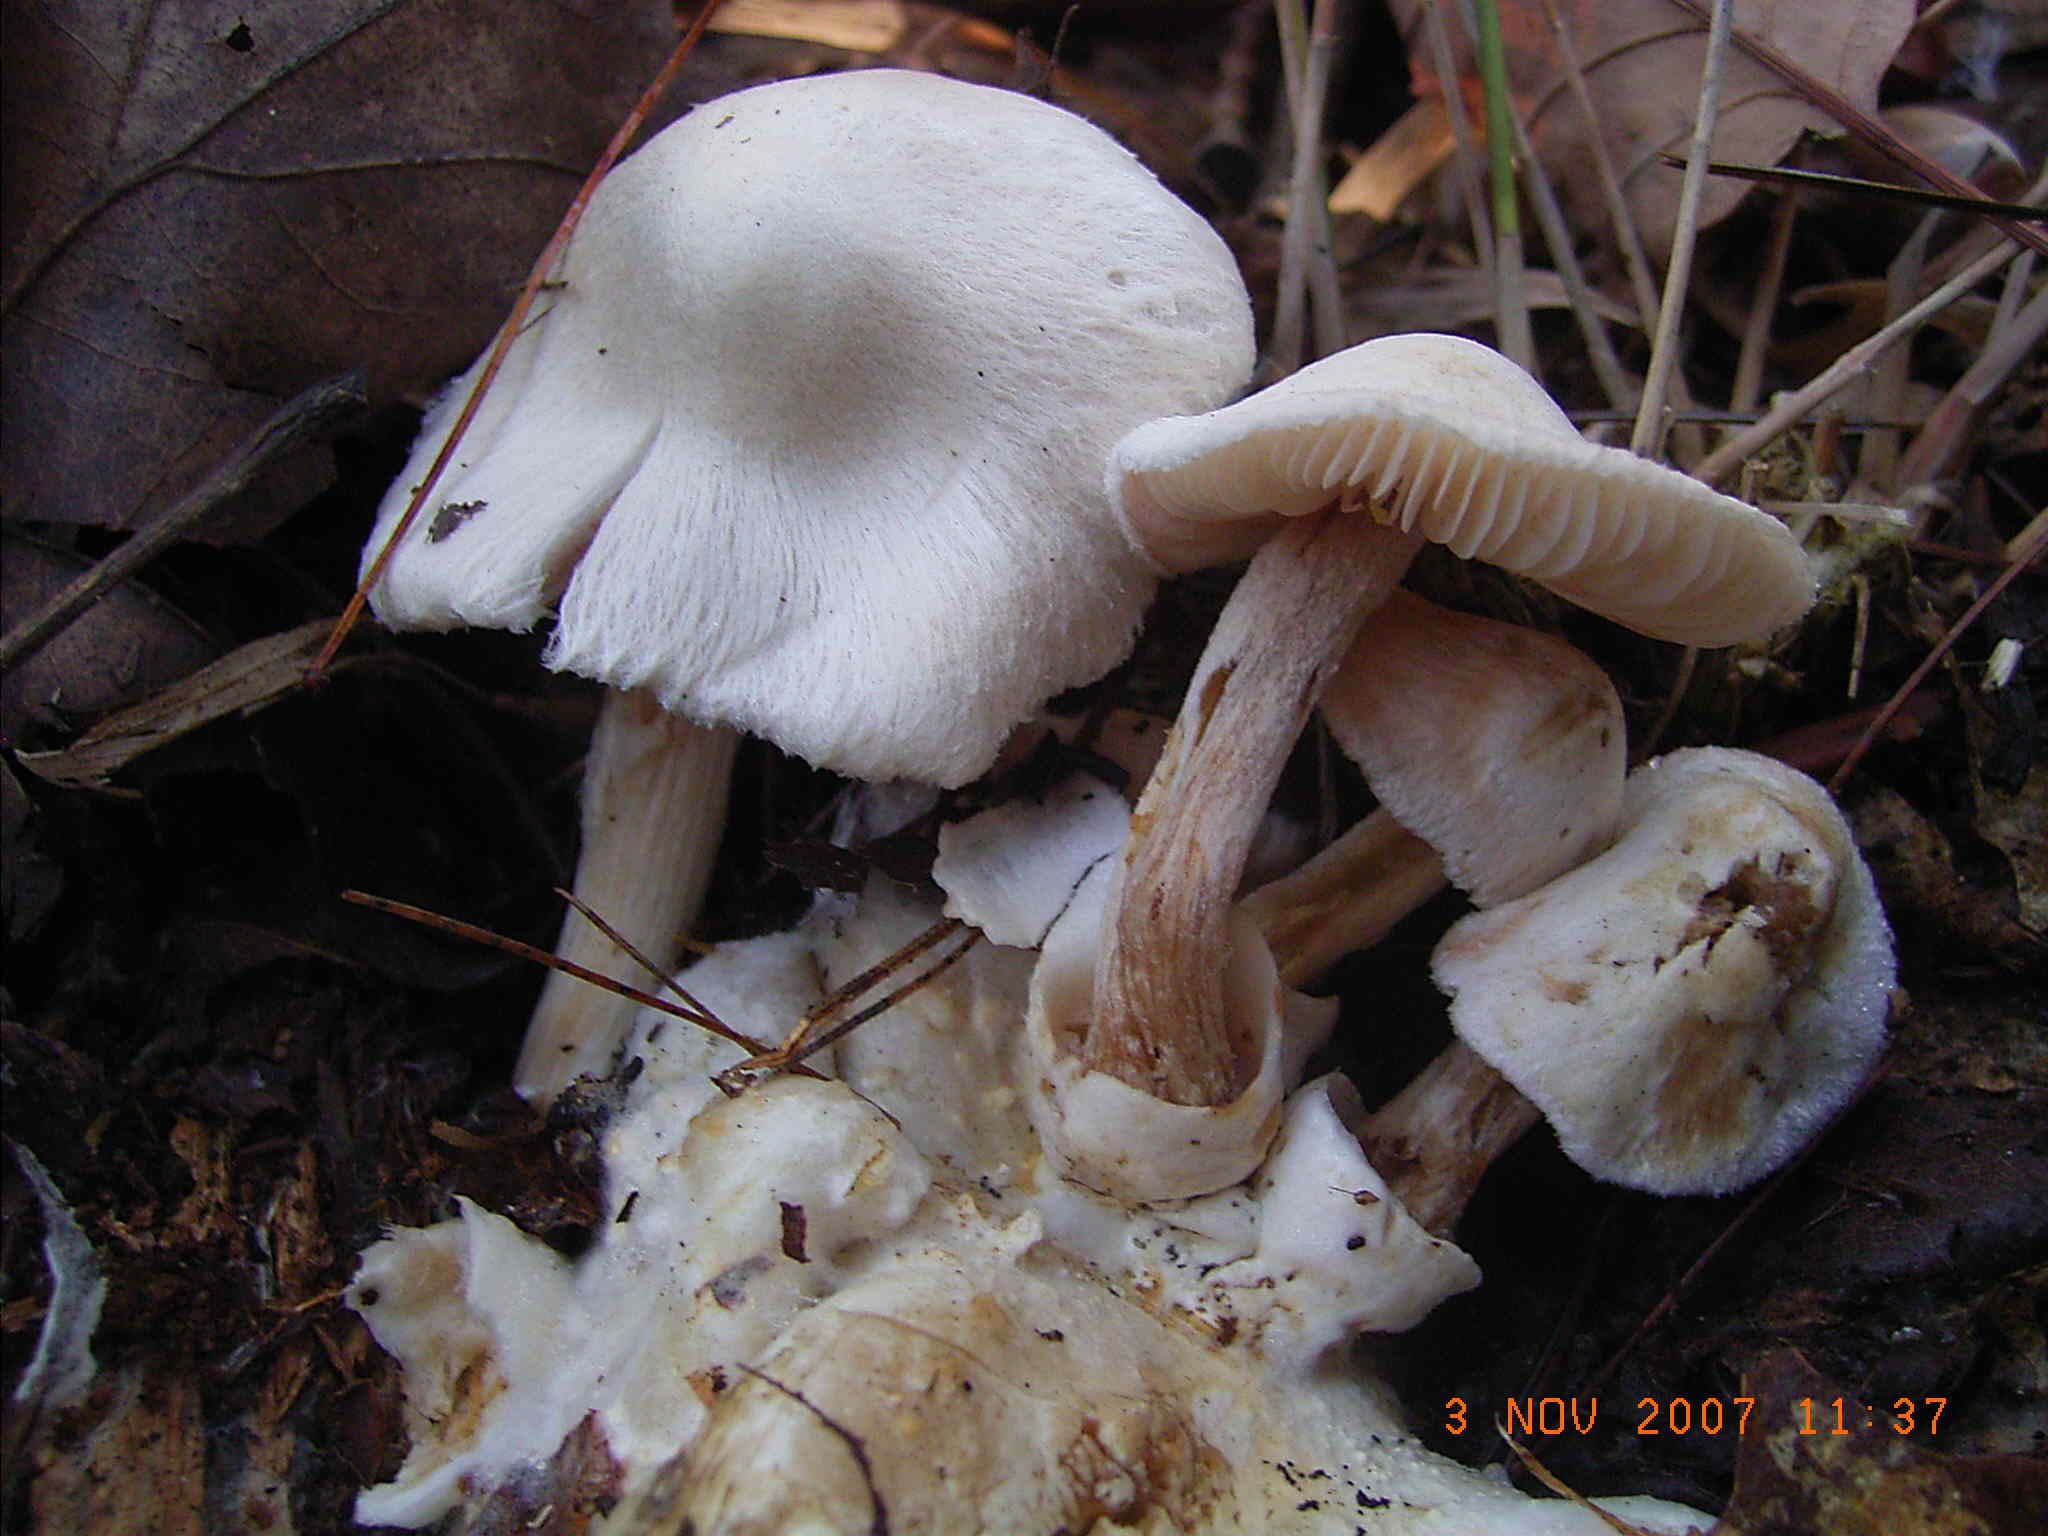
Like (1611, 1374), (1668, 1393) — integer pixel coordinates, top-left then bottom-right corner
(355, 69), (1255, 1101)
(1074, 334), (1813, 1119)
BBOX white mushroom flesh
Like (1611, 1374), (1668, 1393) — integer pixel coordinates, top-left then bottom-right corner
(336, 880), (1739, 1534)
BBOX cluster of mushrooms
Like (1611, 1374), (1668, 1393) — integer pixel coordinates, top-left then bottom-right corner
(345, 70), (1895, 1533)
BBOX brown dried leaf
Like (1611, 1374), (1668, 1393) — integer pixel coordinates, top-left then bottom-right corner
(1973, 761), (2046, 937)
(18, 618), (334, 790)
(1715, 1350), (2048, 1535)
(1387, 0), (1916, 256)
(0, 531), (217, 753)
(0, 0), (683, 534)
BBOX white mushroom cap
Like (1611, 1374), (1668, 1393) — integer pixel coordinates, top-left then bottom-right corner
(363, 69), (1253, 786)
(1432, 747), (1894, 1195)
(1318, 590), (1626, 908)
(932, 773), (1131, 950)
(1110, 333), (1814, 646)
(1237, 594), (1625, 991)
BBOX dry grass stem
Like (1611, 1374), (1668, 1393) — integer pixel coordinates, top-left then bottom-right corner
(1730, 190), (1801, 414)
(1692, 235), (2029, 487)
(1420, 0), (1494, 285)
(1270, 0), (1348, 373)
(1470, 0), (1533, 371)
(1896, 282), (2048, 491)
(1511, 106), (1631, 407)
(1537, 0), (1662, 333)
(1630, 0), (1734, 460)
(0, 375), (365, 672)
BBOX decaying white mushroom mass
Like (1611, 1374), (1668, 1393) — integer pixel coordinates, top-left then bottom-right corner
(350, 870), (1711, 1533)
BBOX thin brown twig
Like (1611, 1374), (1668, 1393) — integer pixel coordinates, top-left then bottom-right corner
(1730, 189), (1799, 414)
(759, 917), (966, 1066)
(1497, 1427), (1653, 1534)
(339, 888), (804, 1068)
(310, 0), (727, 681)
(553, 885), (732, 1044)
(0, 373), (366, 672)
(1636, 644), (1697, 763)
(777, 928), (981, 1072)
(1828, 543), (2043, 794)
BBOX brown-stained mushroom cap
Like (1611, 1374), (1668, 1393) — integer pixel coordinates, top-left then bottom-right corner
(1431, 747), (1893, 1195)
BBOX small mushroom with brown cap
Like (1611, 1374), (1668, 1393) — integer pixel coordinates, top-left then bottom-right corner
(1056, 333), (1812, 1148)
(357, 69), (1255, 1103)
(1359, 747), (1895, 1233)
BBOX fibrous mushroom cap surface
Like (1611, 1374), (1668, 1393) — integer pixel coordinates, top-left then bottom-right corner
(363, 69), (1253, 785)
(1433, 747), (1893, 1194)
(1111, 333), (1814, 646)
(1320, 591), (1627, 907)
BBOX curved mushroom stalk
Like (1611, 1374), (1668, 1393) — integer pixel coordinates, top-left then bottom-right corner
(1361, 748), (1896, 1233)
(1240, 810), (1447, 987)
(1087, 509), (1421, 1105)
(1087, 334), (1813, 1114)
(1241, 592), (1628, 987)
(516, 691), (737, 1103)
(1033, 859), (1338, 1201)
(933, 772), (1336, 1201)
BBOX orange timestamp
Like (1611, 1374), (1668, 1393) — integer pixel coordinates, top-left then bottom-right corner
(1444, 1394), (1948, 1438)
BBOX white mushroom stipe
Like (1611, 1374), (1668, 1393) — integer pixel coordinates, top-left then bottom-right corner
(1088, 334), (1808, 1112)
(516, 692), (737, 1100)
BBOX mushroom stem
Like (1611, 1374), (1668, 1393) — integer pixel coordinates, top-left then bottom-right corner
(1085, 509), (1424, 1103)
(515, 690), (738, 1104)
(1353, 1039), (1542, 1237)
(1239, 809), (1449, 988)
